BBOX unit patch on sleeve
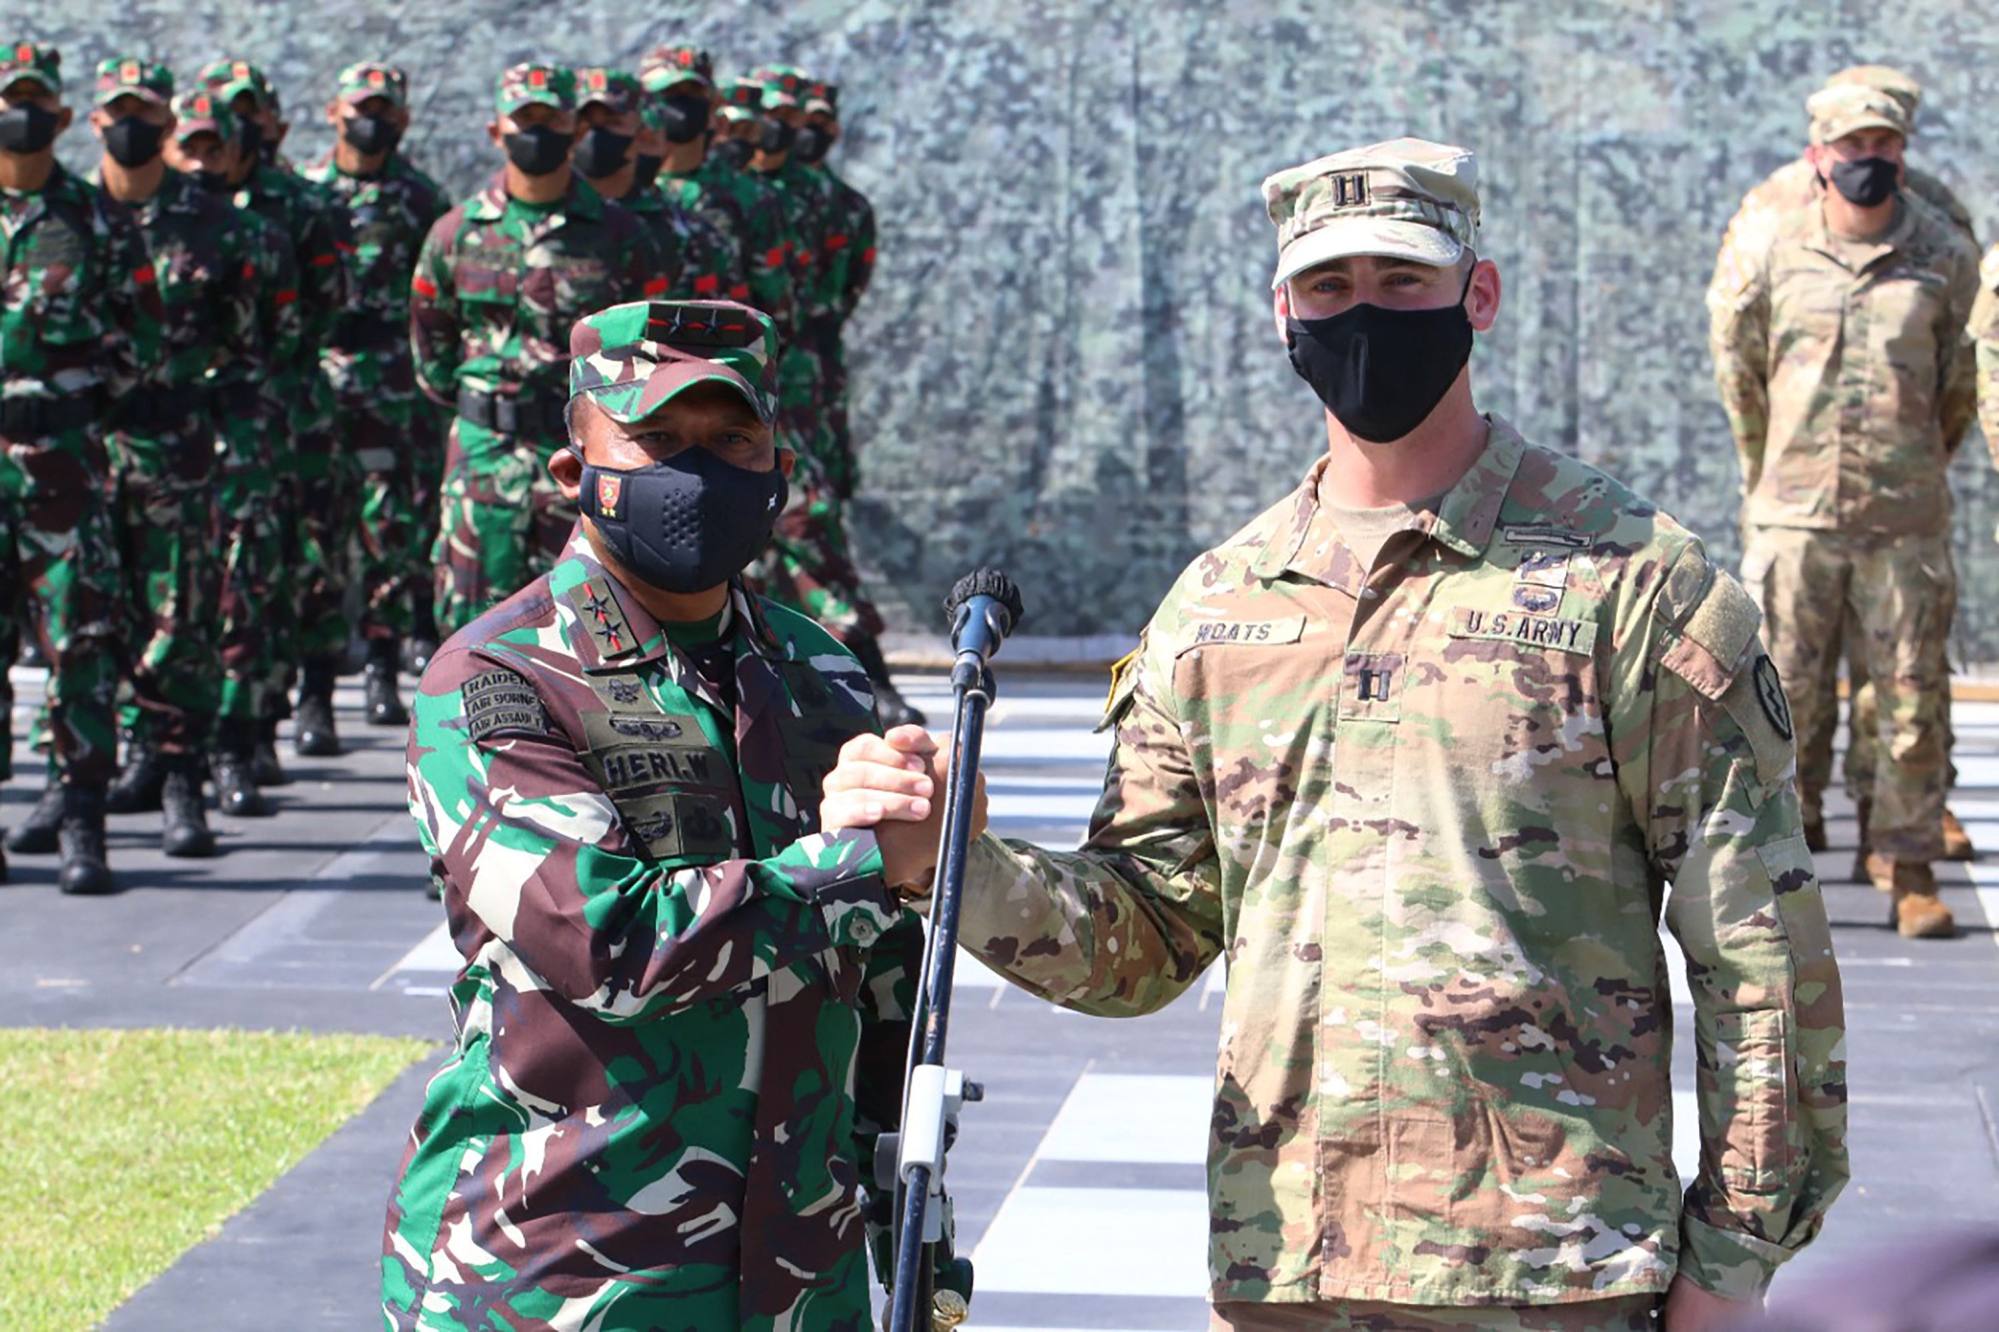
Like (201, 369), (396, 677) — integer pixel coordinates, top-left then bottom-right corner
(462, 668), (552, 742)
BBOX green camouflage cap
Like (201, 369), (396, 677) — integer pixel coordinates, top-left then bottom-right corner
(0, 40), (62, 95)
(574, 66), (642, 115)
(95, 55), (172, 107)
(804, 79), (838, 117)
(1262, 137), (1480, 290)
(336, 60), (407, 107)
(1808, 81), (1911, 143)
(171, 87), (235, 142)
(569, 300), (780, 426)
(639, 43), (713, 92)
(1828, 64), (1923, 119)
(495, 61), (574, 115)
(748, 64), (805, 111)
(198, 58), (273, 110)
(719, 77), (764, 121)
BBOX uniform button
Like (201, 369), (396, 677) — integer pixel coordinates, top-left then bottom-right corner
(1360, 588), (1378, 600)
(848, 917), (877, 946)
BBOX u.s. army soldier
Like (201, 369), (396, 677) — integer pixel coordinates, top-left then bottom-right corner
(832, 139), (1848, 1331)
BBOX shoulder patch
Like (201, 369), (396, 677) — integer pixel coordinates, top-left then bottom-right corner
(1656, 547), (1763, 702)
(462, 667), (553, 743)
(1098, 639), (1145, 734)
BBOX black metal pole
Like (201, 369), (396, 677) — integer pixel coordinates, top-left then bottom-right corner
(887, 660), (992, 1332)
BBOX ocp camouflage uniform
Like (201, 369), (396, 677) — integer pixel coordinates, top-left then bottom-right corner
(1972, 244), (1999, 469)
(384, 299), (920, 1330)
(1710, 66), (1974, 840)
(299, 63), (448, 652)
(0, 42), (160, 797)
(1709, 86), (1977, 883)
(410, 63), (667, 636)
(89, 65), (260, 764)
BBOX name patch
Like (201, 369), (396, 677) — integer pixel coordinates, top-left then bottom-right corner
(1179, 615), (1306, 654)
(462, 669), (551, 741)
(1449, 607), (1598, 656)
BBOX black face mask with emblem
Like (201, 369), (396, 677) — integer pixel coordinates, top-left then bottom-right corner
(580, 445), (786, 594)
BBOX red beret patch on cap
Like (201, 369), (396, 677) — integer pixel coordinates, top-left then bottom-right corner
(529, 68), (547, 88)
(14, 43), (33, 63)
(597, 474), (622, 518)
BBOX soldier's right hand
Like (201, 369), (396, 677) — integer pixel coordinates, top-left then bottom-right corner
(821, 727), (985, 891)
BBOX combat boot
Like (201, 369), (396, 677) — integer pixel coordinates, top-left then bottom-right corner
(1851, 796), (1873, 884)
(106, 729), (167, 814)
(364, 640), (409, 727)
(1802, 812), (1827, 854)
(57, 783), (114, 896)
(253, 718), (289, 788)
(6, 782), (63, 855)
(294, 657), (342, 757)
(160, 760), (217, 858)
(1942, 808), (1976, 862)
(1869, 858), (1956, 938)
(849, 632), (927, 729)
(214, 721), (273, 818)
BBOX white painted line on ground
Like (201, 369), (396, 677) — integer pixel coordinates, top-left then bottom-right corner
(1038, 1074), (1211, 1164)
(375, 921), (459, 987)
(973, 1186), (1211, 1297)
(1965, 858), (1999, 952)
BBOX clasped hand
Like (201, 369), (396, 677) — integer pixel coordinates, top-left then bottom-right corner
(819, 725), (988, 891)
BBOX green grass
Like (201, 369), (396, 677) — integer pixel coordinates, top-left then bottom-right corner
(0, 1027), (431, 1332)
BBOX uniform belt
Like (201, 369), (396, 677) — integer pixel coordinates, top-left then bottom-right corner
(0, 392), (100, 440)
(116, 385), (210, 432)
(457, 385), (566, 439)
(329, 313), (405, 351)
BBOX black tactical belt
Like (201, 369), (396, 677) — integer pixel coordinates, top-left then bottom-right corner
(457, 385), (566, 439)
(330, 314), (405, 352)
(0, 392), (99, 439)
(116, 385), (209, 432)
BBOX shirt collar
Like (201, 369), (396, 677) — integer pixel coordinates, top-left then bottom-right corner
(555, 531), (779, 673)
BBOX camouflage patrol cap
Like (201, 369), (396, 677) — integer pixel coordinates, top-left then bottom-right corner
(171, 87), (235, 142)
(1828, 64), (1922, 118)
(199, 58), (273, 110)
(0, 41), (62, 95)
(336, 61), (407, 108)
(569, 300), (780, 426)
(574, 67), (642, 115)
(742, 67), (801, 112)
(95, 56), (172, 107)
(1808, 82), (1911, 144)
(639, 43), (713, 92)
(718, 77), (763, 123)
(804, 80), (837, 117)
(1263, 138), (1480, 289)
(496, 62), (574, 115)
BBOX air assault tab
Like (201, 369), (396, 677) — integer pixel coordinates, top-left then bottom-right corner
(462, 667), (552, 744)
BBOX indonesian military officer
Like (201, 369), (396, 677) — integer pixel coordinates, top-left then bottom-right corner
(0, 40), (161, 893)
(1710, 84), (1976, 938)
(88, 58), (264, 858)
(410, 62), (667, 638)
(383, 299), (927, 1330)
(1709, 64), (1978, 869)
(300, 62), (447, 730)
(199, 58), (353, 771)
(834, 139), (1849, 1330)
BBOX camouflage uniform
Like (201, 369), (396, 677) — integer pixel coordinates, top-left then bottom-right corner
(958, 142), (1846, 1322)
(571, 67), (728, 301)
(89, 63), (259, 764)
(1709, 85), (1977, 882)
(0, 42), (159, 797)
(796, 79), (878, 499)
(1973, 244), (1999, 474)
(1710, 65), (1973, 845)
(383, 300), (918, 1331)
(200, 59), (354, 733)
(410, 64), (666, 636)
(299, 63), (448, 654)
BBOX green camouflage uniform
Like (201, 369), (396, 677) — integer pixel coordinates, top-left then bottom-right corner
(958, 142), (1846, 1319)
(410, 63), (666, 636)
(384, 301), (918, 1331)
(200, 59), (354, 713)
(0, 40), (161, 788)
(299, 63), (448, 648)
(572, 68), (726, 302)
(1708, 84), (1977, 865)
(1710, 66), (1974, 825)
(797, 79), (878, 499)
(90, 62), (260, 759)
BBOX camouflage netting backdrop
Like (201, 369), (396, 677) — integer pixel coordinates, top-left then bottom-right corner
(36, 1), (1999, 656)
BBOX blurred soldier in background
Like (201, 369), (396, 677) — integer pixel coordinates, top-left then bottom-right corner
(793, 78), (876, 501)
(300, 61), (446, 728)
(0, 40), (161, 893)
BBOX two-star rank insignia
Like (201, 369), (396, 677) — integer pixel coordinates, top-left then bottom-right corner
(569, 576), (638, 659)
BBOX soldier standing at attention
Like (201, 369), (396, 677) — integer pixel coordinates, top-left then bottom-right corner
(792, 78), (876, 501)
(300, 62), (446, 729)
(1972, 248), (1999, 508)
(1711, 84), (1976, 938)
(1709, 64), (1978, 868)
(410, 63), (667, 638)
(830, 139), (1848, 1331)
(0, 40), (160, 893)
(383, 299), (924, 1330)
(86, 58), (261, 858)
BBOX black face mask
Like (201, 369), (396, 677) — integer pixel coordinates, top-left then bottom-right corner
(711, 136), (753, 170)
(580, 446), (786, 594)
(1285, 266), (1476, 444)
(103, 115), (165, 168)
(1828, 155), (1899, 208)
(792, 124), (832, 165)
(189, 167), (233, 195)
(757, 116), (795, 155)
(572, 126), (633, 180)
(631, 153), (664, 189)
(0, 103), (59, 154)
(659, 94), (709, 145)
(238, 120), (265, 164)
(504, 124), (574, 176)
(342, 113), (400, 157)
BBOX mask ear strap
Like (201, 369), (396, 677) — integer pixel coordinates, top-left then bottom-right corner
(1457, 259), (1477, 306)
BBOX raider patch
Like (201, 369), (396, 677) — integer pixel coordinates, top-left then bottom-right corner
(462, 668), (551, 742)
